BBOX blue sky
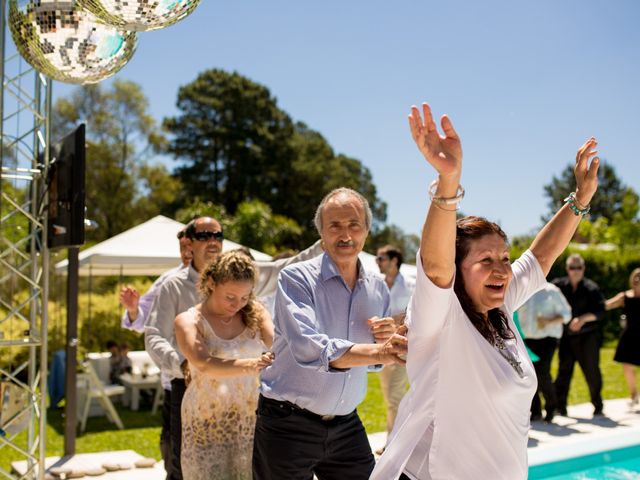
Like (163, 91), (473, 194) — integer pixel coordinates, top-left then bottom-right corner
(53, 0), (640, 239)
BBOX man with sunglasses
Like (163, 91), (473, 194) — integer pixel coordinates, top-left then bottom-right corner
(552, 253), (605, 417)
(145, 216), (224, 480)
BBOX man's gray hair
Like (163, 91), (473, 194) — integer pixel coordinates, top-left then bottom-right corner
(566, 253), (585, 267)
(313, 188), (373, 234)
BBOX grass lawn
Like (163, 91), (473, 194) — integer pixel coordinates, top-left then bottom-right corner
(1, 347), (636, 472)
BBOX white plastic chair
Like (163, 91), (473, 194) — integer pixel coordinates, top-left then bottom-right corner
(151, 386), (164, 415)
(78, 361), (125, 433)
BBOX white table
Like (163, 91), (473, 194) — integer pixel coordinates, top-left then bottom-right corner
(119, 373), (162, 411)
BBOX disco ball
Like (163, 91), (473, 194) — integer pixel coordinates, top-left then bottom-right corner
(77, 0), (202, 32)
(9, 0), (137, 85)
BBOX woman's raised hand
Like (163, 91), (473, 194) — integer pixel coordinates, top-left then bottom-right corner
(409, 103), (462, 178)
(574, 137), (600, 207)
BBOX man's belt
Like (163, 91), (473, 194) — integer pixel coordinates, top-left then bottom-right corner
(259, 394), (354, 423)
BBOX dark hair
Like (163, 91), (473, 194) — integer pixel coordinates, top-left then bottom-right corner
(177, 228), (187, 240)
(106, 340), (118, 350)
(454, 216), (515, 344)
(184, 217), (200, 240)
(379, 245), (403, 268)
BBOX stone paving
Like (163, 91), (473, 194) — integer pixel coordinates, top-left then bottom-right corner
(13, 398), (640, 478)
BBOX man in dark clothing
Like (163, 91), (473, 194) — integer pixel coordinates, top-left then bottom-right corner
(552, 253), (605, 416)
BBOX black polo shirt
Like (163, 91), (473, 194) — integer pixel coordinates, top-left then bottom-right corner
(552, 276), (605, 335)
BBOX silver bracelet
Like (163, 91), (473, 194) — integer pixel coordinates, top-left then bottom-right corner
(429, 179), (465, 205)
(563, 192), (590, 216)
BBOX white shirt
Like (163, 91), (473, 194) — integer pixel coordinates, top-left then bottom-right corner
(518, 283), (572, 339)
(371, 249), (545, 480)
(388, 271), (415, 316)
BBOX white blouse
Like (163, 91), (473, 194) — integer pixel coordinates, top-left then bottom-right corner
(371, 249), (545, 480)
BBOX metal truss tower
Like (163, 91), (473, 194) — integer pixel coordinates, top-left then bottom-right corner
(0, 0), (52, 477)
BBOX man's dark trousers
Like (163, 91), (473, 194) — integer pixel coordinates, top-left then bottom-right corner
(169, 378), (186, 480)
(554, 330), (603, 413)
(253, 395), (375, 480)
(525, 337), (559, 418)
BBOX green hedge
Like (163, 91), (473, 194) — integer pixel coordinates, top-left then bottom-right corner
(512, 243), (640, 343)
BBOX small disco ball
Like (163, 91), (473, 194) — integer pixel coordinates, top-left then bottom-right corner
(77, 0), (202, 32)
(9, 0), (137, 85)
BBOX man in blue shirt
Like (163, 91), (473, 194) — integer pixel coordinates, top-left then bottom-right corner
(253, 188), (408, 480)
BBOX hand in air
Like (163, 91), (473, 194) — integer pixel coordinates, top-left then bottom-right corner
(119, 286), (140, 311)
(409, 103), (462, 178)
(574, 137), (600, 207)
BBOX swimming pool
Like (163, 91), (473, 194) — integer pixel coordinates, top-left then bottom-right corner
(529, 443), (640, 479)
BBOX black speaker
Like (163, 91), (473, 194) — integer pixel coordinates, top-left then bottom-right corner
(47, 124), (86, 249)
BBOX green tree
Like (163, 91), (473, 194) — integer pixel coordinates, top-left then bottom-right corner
(228, 200), (303, 255)
(53, 80), (169, 240)
(174, 199), (303, 255)
(164, 69), (295, 213)
(367, 224), (420, 264)
(278, 122), (387, 245)
(577, 187), (640, 250)
(164, 71), (387, 247)
(543, 162), (626, 222)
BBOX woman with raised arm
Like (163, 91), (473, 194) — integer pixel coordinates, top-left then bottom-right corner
(371, 103), (599, 480)
(175, 251), (274, 480)
(605, 267), (640, 407)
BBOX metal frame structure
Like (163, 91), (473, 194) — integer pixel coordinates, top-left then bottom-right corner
(0, 0), (52, 477)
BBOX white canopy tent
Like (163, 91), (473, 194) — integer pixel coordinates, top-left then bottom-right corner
(54, 215), (272, 276)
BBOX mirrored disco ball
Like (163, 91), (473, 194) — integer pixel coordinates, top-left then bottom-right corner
(78, 0), (202, 32)
(9, 0), (137, 85)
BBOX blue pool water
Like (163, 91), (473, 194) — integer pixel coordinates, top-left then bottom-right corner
(529, 444), (640, 479)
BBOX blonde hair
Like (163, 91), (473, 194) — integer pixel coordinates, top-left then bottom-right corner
(198, 251), (261, 333)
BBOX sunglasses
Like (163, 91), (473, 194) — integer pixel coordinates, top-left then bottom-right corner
(568, 266), (584, 271)
(193, 230), (224, 242)
(376, 255), (389, 262)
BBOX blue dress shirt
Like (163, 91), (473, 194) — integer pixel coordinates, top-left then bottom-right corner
(260, 253), (390, 416)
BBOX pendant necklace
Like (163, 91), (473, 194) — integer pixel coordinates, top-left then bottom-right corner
(492, 331), (525, 378)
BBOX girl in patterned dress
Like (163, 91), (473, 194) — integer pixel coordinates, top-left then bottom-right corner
(175, 251), (274, 480)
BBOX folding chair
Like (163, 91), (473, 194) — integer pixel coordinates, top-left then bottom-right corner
(151, 386), (164, 415)
(78, 361), (125, 433)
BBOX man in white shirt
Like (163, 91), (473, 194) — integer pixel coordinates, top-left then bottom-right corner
(376, 245), (415, 452)
(518, 282), (572, 423)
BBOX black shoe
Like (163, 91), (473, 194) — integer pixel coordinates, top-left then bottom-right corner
(557, 407), (567, 416)
(530, 413), (543, 422)
(593, 407), (604, 416)
(544, 412), (554, 423)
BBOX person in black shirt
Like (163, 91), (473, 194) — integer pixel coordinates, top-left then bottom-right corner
(552, 253), (605, 416)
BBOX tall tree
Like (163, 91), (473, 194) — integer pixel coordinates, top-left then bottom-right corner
(543, 161), (626, 222)
(164, 69), (295, 213)
(577, 187), (640, 250)
(367, 224), (420, 264)
(164, 70), (387, 246)
(53, 80), (169, 239)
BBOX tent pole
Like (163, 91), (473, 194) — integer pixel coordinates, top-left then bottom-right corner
(64, 247), (79, 455)
(88, 266), (92, 340)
